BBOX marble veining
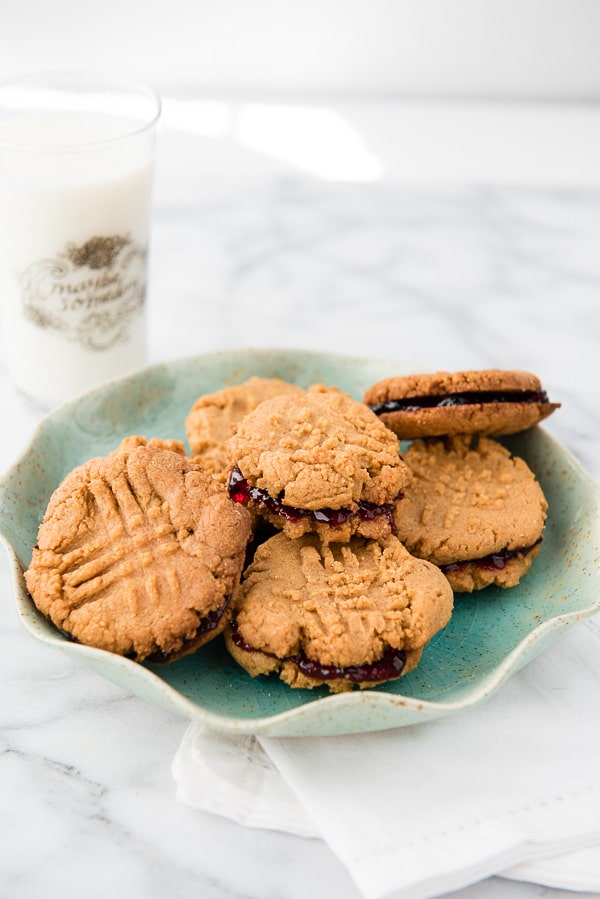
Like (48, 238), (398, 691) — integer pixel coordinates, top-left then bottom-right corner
(1, 101), (599, 899)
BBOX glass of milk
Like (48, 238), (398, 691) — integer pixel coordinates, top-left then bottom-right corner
(0, 71), (161, 407)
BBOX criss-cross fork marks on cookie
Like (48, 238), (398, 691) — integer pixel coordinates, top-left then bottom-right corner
(25, 439), (251, 661)
(61, 472), (187, 613)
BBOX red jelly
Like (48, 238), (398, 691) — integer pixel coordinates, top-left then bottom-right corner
(369, 389), (549, 416)
(227, 466), (398, 531)
(440, 539), (542, 575)
(230, 624), (406, 684)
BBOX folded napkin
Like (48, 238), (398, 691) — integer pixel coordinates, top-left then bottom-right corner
(173, 617), (600, 899)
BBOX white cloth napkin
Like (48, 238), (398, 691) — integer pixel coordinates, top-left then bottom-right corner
(173, 617), (600, 899)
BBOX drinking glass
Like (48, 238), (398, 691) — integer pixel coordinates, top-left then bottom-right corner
(0, 71), (161, 407)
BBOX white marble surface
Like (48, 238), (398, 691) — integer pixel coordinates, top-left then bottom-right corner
(1, 97), (599, 899)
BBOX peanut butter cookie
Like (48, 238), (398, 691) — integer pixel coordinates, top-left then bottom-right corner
(224, 531), (453, 692)
(186, 376), (304, 475)
(365, 369), (560, 439)
(25, 436), (252, 661)
(393, 435), (548, 592)
(225, 389), (413, 542)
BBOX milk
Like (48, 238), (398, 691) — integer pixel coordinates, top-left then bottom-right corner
(0, 108), (157, 407)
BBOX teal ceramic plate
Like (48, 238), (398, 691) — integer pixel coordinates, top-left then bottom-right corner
(1, 349), (599, 736)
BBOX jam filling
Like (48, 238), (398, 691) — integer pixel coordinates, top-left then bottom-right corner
(228, 466), (398, 531)
(146, 595), (232, 663)
(231, 624), (406, 683)
(440, 539), (542, 575)
(369, 389), (549, 416)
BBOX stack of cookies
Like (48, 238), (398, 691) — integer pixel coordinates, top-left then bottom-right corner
(364, 369), (558, 593)
(209, 382), (454, 692)
(24, 367), (558, 695)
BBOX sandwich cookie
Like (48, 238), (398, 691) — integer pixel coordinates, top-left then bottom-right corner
(364, 369), (560, 439)
(224, 531), (454, 692)
(225, 388), (413, 542)
(393, 435), (548, 592)
(25, 435), (252, 662)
